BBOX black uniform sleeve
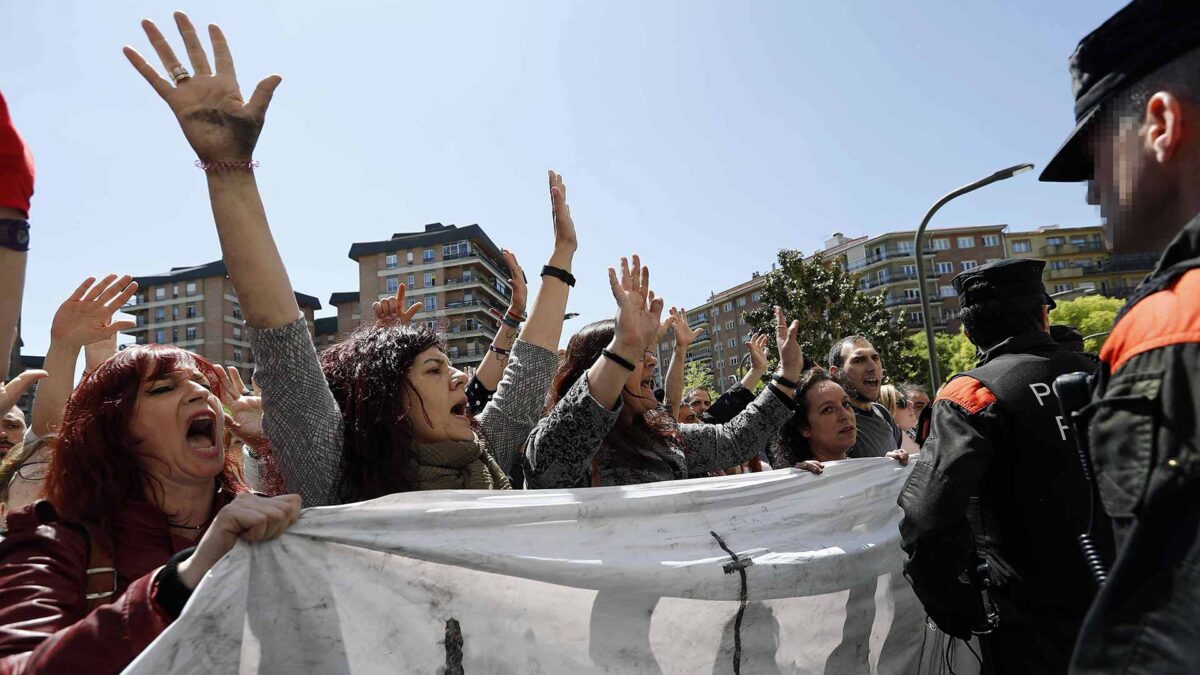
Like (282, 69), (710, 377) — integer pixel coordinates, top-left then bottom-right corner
(701, 384), (757, 424)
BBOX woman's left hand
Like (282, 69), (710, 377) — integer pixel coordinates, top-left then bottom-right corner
(886, 449), (910, 466)
(668, 307), (703, 350)
(217, 365), (264, 445)
(773, 306), (803, 382)
(124, 12), (281, 162)
(502, 248), (528, 318)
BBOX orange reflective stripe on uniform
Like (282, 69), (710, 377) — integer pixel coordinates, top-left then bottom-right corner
(935, 376), (997, 415)
(1101, 268), (1200, 374)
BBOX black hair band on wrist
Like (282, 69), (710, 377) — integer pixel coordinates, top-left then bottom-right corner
(153, 546), (198, 617)
(489, 344), (511, 356)
(601, 349), (636, 371)
(0, 219), (30, 252)
(541, 265), (576, 287)
(771, 373), (799, 389)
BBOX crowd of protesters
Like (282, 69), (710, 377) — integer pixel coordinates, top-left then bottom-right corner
(1, 2), (1198, 673)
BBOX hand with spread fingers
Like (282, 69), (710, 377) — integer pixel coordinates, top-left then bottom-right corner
(50, 275), (138, 350)
(372, 283), (422, 325)
(772, 305), (803, 387)
(216, 365), (264, 446)
(668, 307), (703, 350)
(123, 11), (281, 161)
(608, 255), (665, 355)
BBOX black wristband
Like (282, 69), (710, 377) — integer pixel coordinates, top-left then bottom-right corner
(766, 383), (800, 411)
(541, 265), (576, 287)
(601, 349), (636, 371)
(0, 219), (30, 252)
(771, 373), (799, 389)
(153, 546), (198, 617)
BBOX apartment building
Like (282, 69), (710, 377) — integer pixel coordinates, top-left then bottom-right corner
(656, 274), (768, 395)
(329, 291), (362, 340)
(346, 223), (512, 367)
(1004, 225), (1156, 299)
(122, 261), (321, 372)
(314, 317), (339, 349)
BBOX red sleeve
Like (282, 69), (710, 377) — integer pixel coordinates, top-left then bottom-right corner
(0, 512), (174, 675)
(0, 92), (35, 216)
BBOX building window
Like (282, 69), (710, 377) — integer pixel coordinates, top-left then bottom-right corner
(956, 236), (975, 249)
(448, 345), (459, 358)
(727, 339), (736, 348)
(424, 296), (436, 312)
(406, 251), (414, 264)
(233, 348), (243, 362)
(154, 308), (165, 322)
(232, 304), (242, 320)
(155, 287), (166, 300)
(443, 242), (470, 258)
(185, 282), (197, 296)
(961, 260), (978, 271)
(908, 311), (923, 323)
(736, 297), (747, 307)
(739, 316), (746, 325)
(385, 254), (398, 269)
(406, 273), (415, 288)
(751, 292), (761, 302)
(729, 357), (738, 367)
(1055, 283), (1073, 293)
(1012, 240), (1032, 253)
(935, 262), (954, 275)
(982, 234), (1000, 247)
(932, 238), (951, 250)
(233, 325), (242, 339)
(1047, 236), (1065, 246)
(424, 272), (435, 288)
(423, 249), (435, 263)
(171, 328), (179, 342)
(898, 241), (914, 252)
(723, 302), (734, 312)
(940, 285), (957, 297)
(185, 326), (197, 341)
(725, 321), (734, 330)
(1050, 260), (1069, 270)
(153, 329), (165, 343)
(386, 277), (399, 294)
(901, 264), (917, 276)
(712, 306), (720, 316)
(904, 288), (920, 299)
(878, 269), (890, 282)
(185, 304), (196, 318)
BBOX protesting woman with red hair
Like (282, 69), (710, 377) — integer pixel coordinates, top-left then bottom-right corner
(0, 279), (300, 673)
(124, 13), (573, 502)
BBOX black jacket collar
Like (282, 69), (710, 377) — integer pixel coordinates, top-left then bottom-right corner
(978, 331), (1060, 366)
(1118, 212), (1200, 322)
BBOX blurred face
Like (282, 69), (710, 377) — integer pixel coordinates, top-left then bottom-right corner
(1088, 111), (1153, 253)
(677, 403), (699, 424)
(621, 350), (659, 416)
(801, 381), (857, 459)
(128, 364), (227, 488)
(405, 346), (473, 443)
(907, 391), (930, 418)
(0, 407), (25, 456)
(1, 443), (50, 521)
(835, 340), (883, 403)
(894, 397), (918, 431)
(687, 388), (712, 415)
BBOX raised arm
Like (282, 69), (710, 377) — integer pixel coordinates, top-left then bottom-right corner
(0, 92), (35, 376)
(124, 13), (296, 329)
(471, 249), (527, 392)
(31, 275), (137, 437)
(584, 255), (665, 410)
(663, 307), (701, 413)
(516, 170), (577, 351)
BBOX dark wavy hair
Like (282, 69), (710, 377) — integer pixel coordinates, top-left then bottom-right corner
(321, 320), (451, 502)
(42, 345), (246, 545)
(548, 320), (684, 462)
(768, 367), (837, 468)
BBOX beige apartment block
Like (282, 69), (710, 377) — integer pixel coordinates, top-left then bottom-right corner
(346, 223), (512, 367)
(122, 261), (320, 373)
(1004, 225), (1156, 299)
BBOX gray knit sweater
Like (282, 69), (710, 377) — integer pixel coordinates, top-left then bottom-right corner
(525, 375), (795, 488)
(247, 318), (558, 506)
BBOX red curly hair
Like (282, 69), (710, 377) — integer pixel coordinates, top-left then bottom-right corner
(42, 345), (246, 544)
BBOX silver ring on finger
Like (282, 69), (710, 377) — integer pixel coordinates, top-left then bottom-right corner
(170, 65), (192, 85)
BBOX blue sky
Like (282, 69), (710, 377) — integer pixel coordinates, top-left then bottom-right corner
(2, 0), (1128, 357)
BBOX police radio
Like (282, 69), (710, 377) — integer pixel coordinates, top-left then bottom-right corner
(1053, 371), (1109, 586)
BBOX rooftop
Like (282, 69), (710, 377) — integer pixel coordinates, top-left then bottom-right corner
(347, 223), (505, 265)
(314, 316), (338, 336)
(131, 260), (322, 310)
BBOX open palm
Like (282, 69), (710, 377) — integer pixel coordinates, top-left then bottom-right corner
(51, 275), (138, 348)
(607, 255), (663, 351)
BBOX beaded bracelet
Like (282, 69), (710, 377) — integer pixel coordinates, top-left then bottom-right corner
(195, 159), (259, 173)
(501, 315), (522, 329)
(489, 344), (511, 356)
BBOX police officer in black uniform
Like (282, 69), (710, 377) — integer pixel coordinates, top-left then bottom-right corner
(898, 259), (1113, 673)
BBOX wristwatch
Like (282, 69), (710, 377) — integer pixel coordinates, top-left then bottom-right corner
(0, 219), (29, 252)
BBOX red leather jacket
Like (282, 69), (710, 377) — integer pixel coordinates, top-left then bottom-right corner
(0, 493), (229, 675)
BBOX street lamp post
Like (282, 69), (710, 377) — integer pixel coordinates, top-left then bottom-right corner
(916, 163), (1035, 391)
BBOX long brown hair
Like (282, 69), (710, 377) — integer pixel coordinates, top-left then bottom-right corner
(549, 320), (684, 458)
(43, 346), (245, 544)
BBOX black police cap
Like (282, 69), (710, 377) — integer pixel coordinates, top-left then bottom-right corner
(1041, 0), (1200, 182)
(952, 258), (1056, 309)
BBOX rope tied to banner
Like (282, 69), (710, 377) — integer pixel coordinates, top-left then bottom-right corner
(711, 530), (754, 675)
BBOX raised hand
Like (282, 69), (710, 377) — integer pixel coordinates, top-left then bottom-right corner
(502, 249), (528, 317)
(176, 492), (302, 589)
(50, 275), (138, 349)
(0, 370), (47, 413)
(606, 255), (664, 353)
(548, 171), (578, 255)
(668, 307), (703, 349)
(655, 314), (677, 343)
(124, 12), (281, 161)
(746, 333), (770, 374)
(372, 283), (422, 325)
(216, 365), (264, 445)
(773, 306), (803, 382)
(83, 333), (119, 374)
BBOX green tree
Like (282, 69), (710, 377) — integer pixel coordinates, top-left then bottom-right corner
(1049, 295), (1124, 353)
(683, 360), (715, 396)
(745, 249), (925, 384)
(905, 329), (978, 390)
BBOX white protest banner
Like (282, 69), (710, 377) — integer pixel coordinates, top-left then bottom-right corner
(126, 458), (979, 674)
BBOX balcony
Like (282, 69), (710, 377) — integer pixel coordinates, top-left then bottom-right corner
(688, 316), (709, 328)
(847, 246), (934, 272)
(1046, 266), (1085, 280)
(904, 316), (948, 330)
(1040, 241), (1107, 256)
(1099, 284), (1138, 299)
(1107, 252), (1159, 273)
(885, 293), (943, 308)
